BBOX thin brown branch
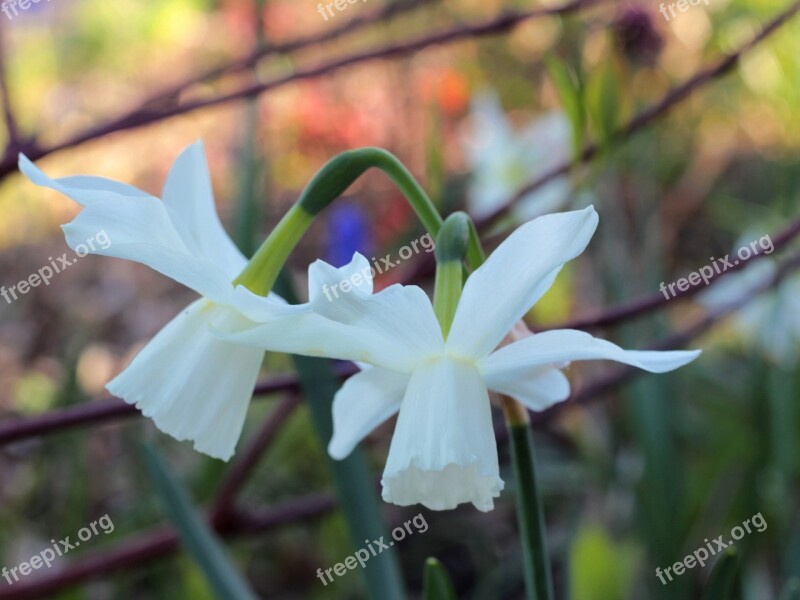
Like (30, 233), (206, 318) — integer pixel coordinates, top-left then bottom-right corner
(5, 214), (798, 445)
(0, 363), (357, 448)
(550, 212), (800, 331)
(0, 493), (336, 600)
(0, 0), (603, 177)
(210, 393), (301, 525)
(533, 251), (800, 425)
(132, 0), (437, 114)
(4, 255), (798, 598)
(477, 0), (800, 230)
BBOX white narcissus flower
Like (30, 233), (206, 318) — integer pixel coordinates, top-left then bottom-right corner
(222, 207), (701, 511)
(464, 92), (583, 223)
(18, 142), (361, 461)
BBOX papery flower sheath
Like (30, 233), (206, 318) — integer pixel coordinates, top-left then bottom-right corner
(220, 207), (702, 511)
(18, 142), (364, 460)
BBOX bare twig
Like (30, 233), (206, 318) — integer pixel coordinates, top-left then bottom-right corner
(5, 207), (799, 446)
(0, 493), (336, 600)
(477, 0), (800, 230)
(534, 251), (800, 424)
(210, 393), (301, 525)
(550, 213), (800, 331)
(0, 0), (603, 177)
(125, 0), (438, 115)
(0, 363), (357, 448)
(5, 254), (798, 599)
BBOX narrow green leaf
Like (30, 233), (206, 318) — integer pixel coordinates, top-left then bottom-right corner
(545, 56), (585, 161)
(585, 54), (621, 147)
(274, 272), (407, 600)
(234, 99), (264, 258)
(141, 444), (258, 600)
(235, 0), (267, 258)
(423, 557), (456, 600)
(425, 103), (444, 205)
(701, 549), (741, 600)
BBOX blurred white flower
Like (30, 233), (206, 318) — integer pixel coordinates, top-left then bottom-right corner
(19, 142), (362, 461)
(463, 92), (580, 223)
(223, 207), (701, 511)
(699, 256), (800, 367)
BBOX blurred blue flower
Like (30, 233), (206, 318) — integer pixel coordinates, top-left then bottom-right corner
(326, 202), (373, 267)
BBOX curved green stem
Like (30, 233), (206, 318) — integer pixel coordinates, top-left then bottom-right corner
(235, 148), (443, 295)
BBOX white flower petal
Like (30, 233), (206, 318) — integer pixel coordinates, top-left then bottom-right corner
(161, 141), (247, 278)
(328, 366), (408, 460)
(19, 154), (235, 303)
(107, 300), (264, 461)
(219, 257), (443, 372)
(18, 154), (153, 201)
(447, 207), (599, 359)
(308, 253), (373, 302)
(479, 329), (701, 380)
(485, 365), (571, 412)
(381, 358), (504, 512)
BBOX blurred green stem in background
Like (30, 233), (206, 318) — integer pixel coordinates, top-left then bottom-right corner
(235, 0), (266, 258)
(274, 272), (406, 600)
(142, 444), (259, 600)
(234, 98), (264, 258)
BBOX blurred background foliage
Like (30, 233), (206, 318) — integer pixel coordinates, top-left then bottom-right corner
(0, 0), (799, 598)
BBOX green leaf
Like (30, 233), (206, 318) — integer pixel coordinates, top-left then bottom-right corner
(234, 100), (265, 258)
(274, 272), (407, 600)
(425, 103), (445, 205)
(701, 549), (741, 600)
(141, 444), (258, 600)
(423, 557), (457, 600)
(585, 54), (621, 147)
(545, 56), (585, 161)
